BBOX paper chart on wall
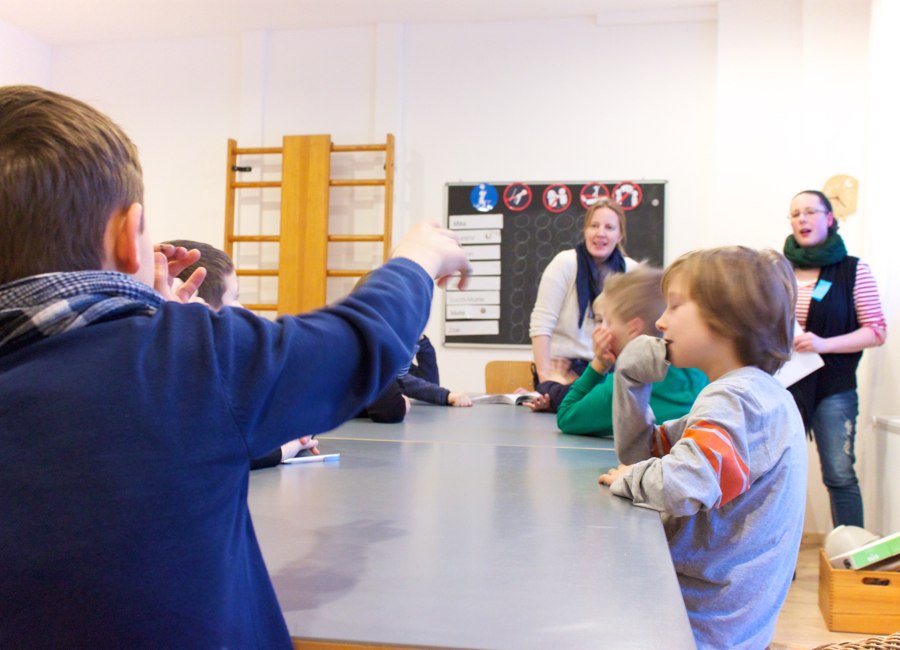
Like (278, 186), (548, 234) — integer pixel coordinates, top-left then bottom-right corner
(446, 213), (503, 338)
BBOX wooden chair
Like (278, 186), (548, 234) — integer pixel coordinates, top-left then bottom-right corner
(484, 360), (535, 394)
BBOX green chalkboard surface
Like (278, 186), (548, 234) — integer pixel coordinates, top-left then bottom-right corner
(444, 180), (665, 346)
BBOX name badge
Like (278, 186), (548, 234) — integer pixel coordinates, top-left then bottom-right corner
(811, 279), (832, 301)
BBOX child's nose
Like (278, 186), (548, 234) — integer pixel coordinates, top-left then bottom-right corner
(656, 317), (666, 331)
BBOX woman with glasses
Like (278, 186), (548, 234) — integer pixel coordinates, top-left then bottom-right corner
(783, 189), (886, 527)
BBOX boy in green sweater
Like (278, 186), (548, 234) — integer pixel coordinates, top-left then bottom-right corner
(554, 265), (706, 436)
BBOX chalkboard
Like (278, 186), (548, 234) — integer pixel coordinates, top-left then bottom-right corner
(444, 180), (665, 347)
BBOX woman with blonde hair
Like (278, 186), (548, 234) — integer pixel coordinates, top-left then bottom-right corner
(528, 198), (637, 411)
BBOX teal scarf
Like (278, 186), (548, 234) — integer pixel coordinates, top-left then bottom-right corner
(783, 232), (847, 269)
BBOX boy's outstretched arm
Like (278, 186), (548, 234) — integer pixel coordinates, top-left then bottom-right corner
(227, 222), (472, 457)
(612, 335), (670, 464)
(392, 222), (472, 289)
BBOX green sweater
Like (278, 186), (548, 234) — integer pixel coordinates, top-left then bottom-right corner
(556, 363), (707, 437)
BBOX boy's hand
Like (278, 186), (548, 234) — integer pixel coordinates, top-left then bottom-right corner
(391, 222), (473, 290)
(403, 395), (412, 414)
(281, 436), (319, 459)
(153, 244), (206, 303)
(523, 393), (551, 411)
(598, 464), (631, 486)
(448, 392), (473, 407)
(591, 325), (616, 374)
(298, 435), (320, 455)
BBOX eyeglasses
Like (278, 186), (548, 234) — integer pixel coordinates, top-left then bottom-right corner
(788, 208), (827, 220)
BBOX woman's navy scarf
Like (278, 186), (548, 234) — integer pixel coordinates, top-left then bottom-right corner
(575, 242), (625, 326)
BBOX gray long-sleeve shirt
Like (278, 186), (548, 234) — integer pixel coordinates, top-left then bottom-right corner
(610, 336), (807, 650)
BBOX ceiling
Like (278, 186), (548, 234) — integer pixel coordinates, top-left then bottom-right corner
(0, 0), (716, 46)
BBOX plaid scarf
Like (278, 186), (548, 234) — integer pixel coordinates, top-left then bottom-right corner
(0, 271), (162, 356)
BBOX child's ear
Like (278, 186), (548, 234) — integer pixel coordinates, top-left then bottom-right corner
(105, 203), (144, 274)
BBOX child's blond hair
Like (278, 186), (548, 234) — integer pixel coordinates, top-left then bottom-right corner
(593, 265), (664, 337)
(661, 247), (796, 375)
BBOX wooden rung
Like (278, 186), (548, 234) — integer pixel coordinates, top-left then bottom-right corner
(232, 181), (282, 189)
(229, 235), (280, 243)
(243, 303), (278, 311)
(326, 269), (371, 278)
(234, 147), (282, 155)
(329, 179), (385, 187)
(331, 144), (387, 153)
(236, 269), (279, 277)
(327, 235), (384, 243)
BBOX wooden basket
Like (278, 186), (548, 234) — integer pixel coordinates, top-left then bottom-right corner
(819, 548), (900, 634)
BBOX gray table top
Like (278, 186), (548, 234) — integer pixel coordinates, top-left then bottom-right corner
(249, 408), (695, 650)
(327, 401), (617, 451)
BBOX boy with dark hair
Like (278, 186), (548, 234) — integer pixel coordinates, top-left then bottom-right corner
(163, 238), (239, 310)
(0, 85), (470, 647)
(600, 247), (807, 650)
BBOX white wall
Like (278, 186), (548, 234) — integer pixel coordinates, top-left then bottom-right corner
(2, 0), (895, 534)
(0, 20), (51, 84)
(861, 0), (900, 536)
(49, 37), (241, 248)
(402, 13), (717, 387)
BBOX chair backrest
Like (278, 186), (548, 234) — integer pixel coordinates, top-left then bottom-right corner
(484, 360), (535, 394)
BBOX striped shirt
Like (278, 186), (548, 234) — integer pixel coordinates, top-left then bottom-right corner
(795, 261), (886, 344)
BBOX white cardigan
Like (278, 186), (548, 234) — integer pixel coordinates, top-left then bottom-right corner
(528, 249), (637, 361)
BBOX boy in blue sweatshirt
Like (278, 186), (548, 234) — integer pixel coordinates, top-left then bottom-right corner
(0, 85), (471, 648)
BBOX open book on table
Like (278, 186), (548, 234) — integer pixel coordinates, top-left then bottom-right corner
(471, 391), (541, 405)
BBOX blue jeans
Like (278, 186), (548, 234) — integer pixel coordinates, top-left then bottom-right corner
(810, 389), (863, 527)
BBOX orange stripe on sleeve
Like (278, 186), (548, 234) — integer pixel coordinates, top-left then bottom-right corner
(650, 425), (671, 458)
(683, 420), (750, 507)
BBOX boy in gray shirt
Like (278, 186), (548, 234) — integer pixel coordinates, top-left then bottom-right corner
(600, 247), (807, 650)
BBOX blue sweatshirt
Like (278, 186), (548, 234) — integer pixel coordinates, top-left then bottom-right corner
(0, 258), (432, 648)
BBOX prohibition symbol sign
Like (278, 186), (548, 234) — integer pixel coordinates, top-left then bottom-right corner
(503, 183), (532, 211)
(543, 184), (572, 213)
(580, 182), (610, 209)
(612, 181), (643, 210)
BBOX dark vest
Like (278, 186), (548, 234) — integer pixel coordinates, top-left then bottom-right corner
(787, 256), (861, 431)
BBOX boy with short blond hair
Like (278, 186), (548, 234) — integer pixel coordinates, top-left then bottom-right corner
(0, 85), (470, 647)
(600, 247), (806, 650)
